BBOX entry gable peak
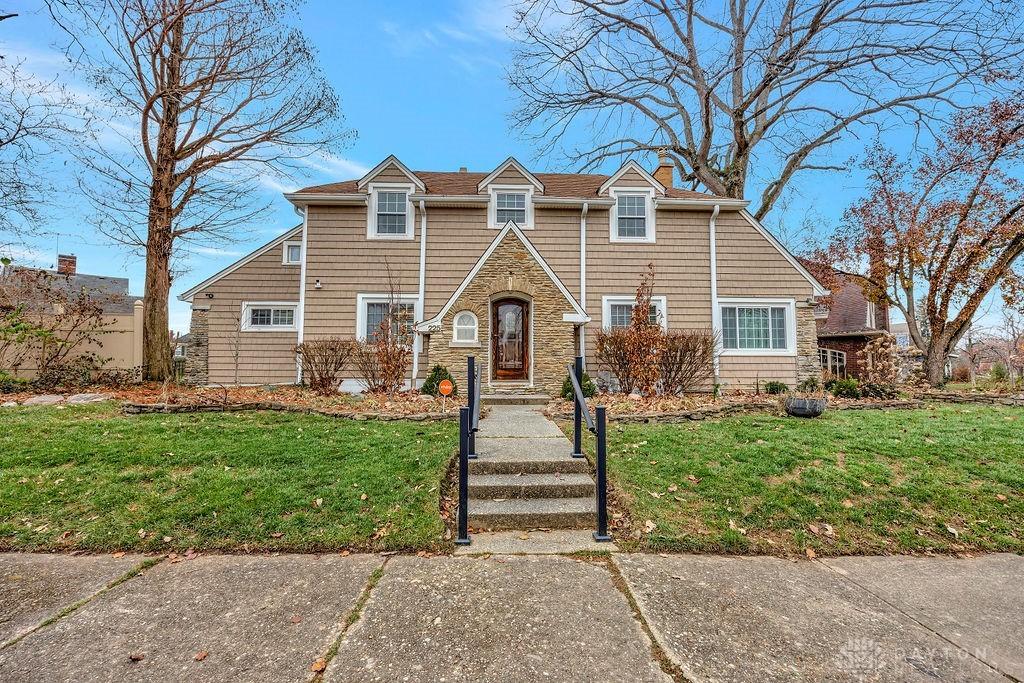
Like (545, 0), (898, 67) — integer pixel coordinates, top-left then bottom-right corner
(416, 221), (588, 332)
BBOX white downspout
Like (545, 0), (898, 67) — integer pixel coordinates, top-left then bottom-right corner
(709, 204), (721, 384)
(295, 204), (309, 384)
(579, 201), (589, 368)
(412, 199), (427, 387)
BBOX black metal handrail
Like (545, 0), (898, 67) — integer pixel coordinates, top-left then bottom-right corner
(456, 355), (481, 546)
(567, 355), (611, 542)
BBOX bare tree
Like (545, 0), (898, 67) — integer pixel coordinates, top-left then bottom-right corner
(46, 0), (354, 380)
(509, 0), (1024, 219)
(0, 12), (84, 242)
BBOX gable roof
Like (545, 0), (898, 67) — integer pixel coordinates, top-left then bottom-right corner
(356, 154), (425, 192)
(599, 159), (667, 195)
(476, 156), (545, 192)
(416, 221), (589, 331)
(177, 225), (302, 303)
(295, 171), (714, 200)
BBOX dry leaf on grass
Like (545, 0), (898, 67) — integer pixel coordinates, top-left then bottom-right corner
(841, 499), (854, 508)
(805, 548), (816, 559)
(643, 519), (656, 533)
(269, 532), (284, 539)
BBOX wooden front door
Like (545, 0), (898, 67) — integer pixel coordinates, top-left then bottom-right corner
(492, 298), (529, 381)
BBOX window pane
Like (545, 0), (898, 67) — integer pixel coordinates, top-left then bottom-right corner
(770, 307), (786, 349)
(366, 302), (387, 338)
(376, 213), (406, 234)
(618, 195), (646, 217)
(287, 245), (301, 262)
(609, 303), (632, 329)
(496, 208), (527, 224)
(737, 307), (770, 349)
(722, 307), (738, 348)
(272, 309), (294, 326)
(616, 195), (647, 238)
(377, 191), (406, 212)
(496, 193), (526, 209)
(250, 308), (271, 326)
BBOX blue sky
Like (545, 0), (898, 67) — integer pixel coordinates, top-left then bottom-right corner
(3, 1), (942, 332)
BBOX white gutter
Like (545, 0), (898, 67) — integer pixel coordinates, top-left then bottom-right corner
(709, 204), (721, 383)
(412, 199), (427, 386)
(284, 193), (367, 206)
(657, 197), (748, 209)
(295, 204), (309, 383)
(579, 201), (589, 367)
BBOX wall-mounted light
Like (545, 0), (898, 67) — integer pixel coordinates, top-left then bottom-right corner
(205, 292), (214, 299)
(314, 279), (322, 289)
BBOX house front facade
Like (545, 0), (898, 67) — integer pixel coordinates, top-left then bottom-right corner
(179, 155), (826, 395)
(815, 272), (890, 379)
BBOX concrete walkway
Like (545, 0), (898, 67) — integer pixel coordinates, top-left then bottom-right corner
(1, 551), (1020, 682)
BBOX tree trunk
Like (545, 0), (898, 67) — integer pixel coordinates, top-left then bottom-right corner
(142, 236), (172, 381)
(923, 341), (950, 387)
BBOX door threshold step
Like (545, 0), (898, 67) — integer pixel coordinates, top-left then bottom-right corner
(469, 473), (595, 499)
(467, 497), (595, 531)
(481, 394), (551, 406)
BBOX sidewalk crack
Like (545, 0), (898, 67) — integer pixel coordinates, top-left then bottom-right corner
(310, 555), (389, 681)
(0, 555), (165, 651)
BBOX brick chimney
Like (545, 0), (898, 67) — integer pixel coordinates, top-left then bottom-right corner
(57, 254), (77, 276)
(654, 149), (674, 188)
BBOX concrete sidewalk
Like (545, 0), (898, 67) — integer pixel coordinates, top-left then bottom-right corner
(0, 551), (1020, 682)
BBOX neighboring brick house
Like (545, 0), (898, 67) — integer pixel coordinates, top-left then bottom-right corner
(178, 155), (827, 395)
(815, 271), (889, 379)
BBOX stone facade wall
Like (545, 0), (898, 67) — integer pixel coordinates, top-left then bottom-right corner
(796, 305), (820, 385)
(184, 307), (209, 385)
(426, 231), (577, 396)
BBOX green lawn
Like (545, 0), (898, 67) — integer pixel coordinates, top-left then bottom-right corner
(602, 405), (1024, 555)
(0, 403), (457, 553)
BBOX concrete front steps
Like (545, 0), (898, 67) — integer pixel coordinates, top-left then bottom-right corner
(466, 406), (597, 531)
(480, 393), (551, 406)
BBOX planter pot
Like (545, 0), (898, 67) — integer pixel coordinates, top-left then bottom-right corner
(785, 396), (827, 418)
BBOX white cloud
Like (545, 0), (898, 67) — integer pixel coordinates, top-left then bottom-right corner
(0, 245), (50, 267)
(192, 246), (243, 258)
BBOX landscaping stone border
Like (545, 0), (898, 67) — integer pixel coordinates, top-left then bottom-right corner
(121, 401), (460, 422)
(544, 393), (1024, 423)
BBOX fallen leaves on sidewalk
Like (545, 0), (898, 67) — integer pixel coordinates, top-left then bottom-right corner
(194, 651), (208, 662)
(310, 658), (327, 673)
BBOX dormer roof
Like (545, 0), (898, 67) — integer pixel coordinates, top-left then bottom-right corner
(476, 156), (545, 193)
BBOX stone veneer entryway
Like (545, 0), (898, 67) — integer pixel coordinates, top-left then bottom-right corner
(424, 227), (581, 397)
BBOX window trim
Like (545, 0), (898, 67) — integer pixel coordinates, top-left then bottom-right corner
(609, 188), (656, 243)
(487, 185), (534, 229)
(718, 297), (796, 356)
(355, 293), (422, 351)
(601, 295), (668, 331)
(282, 240), (302, 265)
(367, 182), (415, 240)
(451, 310), (480, 347)
(240, 301), (299, 332)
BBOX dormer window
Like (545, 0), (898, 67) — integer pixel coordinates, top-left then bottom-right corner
(488, 186), (534, 229)
(368, 184), (414, 239)
(610, 189), (656, 243)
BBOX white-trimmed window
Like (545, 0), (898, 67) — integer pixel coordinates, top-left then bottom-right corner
(368, 184), (414, 239)
(282, 240), (302, 265)
(720, 299), (795, 354)
(356, 294), (421, 347)
(610, 189), (655, 242)
(602, 295), (667, 330)
(819, 348), (847, 377)
(452, 311), (479, 344)
(240, 302), (298, 332)
(488, 186), (534, 229)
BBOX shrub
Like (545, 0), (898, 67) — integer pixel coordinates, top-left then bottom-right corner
(797, 376), (821, 392)
(0, 371), (29, 394)
(860, 334), (899, 385)
(32, 356), (101, 390)
(561, 370), (596, 400)
(763, 380), (789, 395)
(594, 263), (664, 394)
(353, 303), (413, 394)
(422, 364), (457, 397)
(295, 337), (353, 395)
(991, 362), (1009, 381)
(830, 378), (861, 398)
(861, 381), (898, 399)
(951, 365), (971, 383)
(658, 328), (716, 394)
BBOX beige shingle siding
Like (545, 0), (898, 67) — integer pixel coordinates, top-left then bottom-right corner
(370, 161), (417, 185)
(715, 212), (812, 298)
(487, 166), (532, 188)
(195, 243), (300, 384)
